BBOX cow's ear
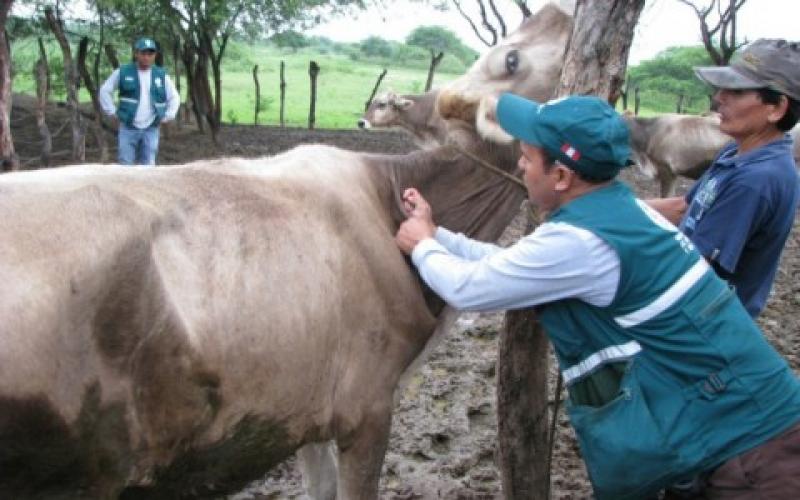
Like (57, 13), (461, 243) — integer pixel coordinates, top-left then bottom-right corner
(394, 97), (413, 110)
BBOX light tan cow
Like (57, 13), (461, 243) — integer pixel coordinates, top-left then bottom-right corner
(624, 112), (733, 196)
(437, 1), (574, 143)
(0, 137), (524, 498)
(357, 91), (447, 150)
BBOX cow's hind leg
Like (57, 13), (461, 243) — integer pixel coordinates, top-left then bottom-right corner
(335, 404), (392, 500)
(297, 441), (338, 500)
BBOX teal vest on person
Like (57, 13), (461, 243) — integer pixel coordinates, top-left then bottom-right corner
(538, 181), (800, 500)
(117, 63), (167, 127)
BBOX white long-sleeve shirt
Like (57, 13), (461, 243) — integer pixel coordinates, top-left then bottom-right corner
(410, 223), (621, 312)
(99, 67), (180, 129)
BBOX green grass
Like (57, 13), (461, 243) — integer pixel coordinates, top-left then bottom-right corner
(11, 41), (460, 130)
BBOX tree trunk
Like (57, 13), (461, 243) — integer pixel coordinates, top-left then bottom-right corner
(554, 0), (645, 105)
(308, 60), (320, 130)
(498, 2), (645, 499)
(365, 68), (388, 112)
(35, 42), (52, 167)
(172, 39), (183, 128)
(104, 43), (119, 69)
(425, 51), (444, 92)
(497, 206), (550, 499)
(45, 6), (85, 162)
(181, 42), (200, 128)
(253, 64), (260, 125)
(78, 37), (108, 162)
(279, 60), (286, 128)
(0, 24), (17, 171)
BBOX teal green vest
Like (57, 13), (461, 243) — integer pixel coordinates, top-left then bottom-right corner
(539, 181), (800, 499)
(117, 63), (167, 127)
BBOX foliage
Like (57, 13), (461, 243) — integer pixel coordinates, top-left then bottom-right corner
(270, 30), (310, 52)
(626, 45), (716, 113)
(359, 36), (394, 59)
(405, 25), (478, 65)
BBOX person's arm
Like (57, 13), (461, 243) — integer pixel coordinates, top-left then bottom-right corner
(163, 74), (180, 122)
(644, 196), (687, 226)
(410, 222), (620, 312)
(98, 69), (120, 118)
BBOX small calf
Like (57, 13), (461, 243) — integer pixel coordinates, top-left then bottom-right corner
(358, 91), (448, 150)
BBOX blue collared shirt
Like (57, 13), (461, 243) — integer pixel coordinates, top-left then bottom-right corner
(679, 135), (799, 317)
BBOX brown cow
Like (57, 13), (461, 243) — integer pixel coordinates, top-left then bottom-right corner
(357, 91), (447, 150)
(624, 112), (733, 196)
(0, 90), (525, 500)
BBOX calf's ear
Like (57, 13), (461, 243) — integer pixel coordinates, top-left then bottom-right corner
(394, 97), (414, 110)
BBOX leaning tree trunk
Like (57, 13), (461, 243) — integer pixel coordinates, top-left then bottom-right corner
(34, 40), (52, 167)
(45, 6), (85, 162)
(78, 37), (108, 162)
(0, 0), (18, 171)
(498, 1), (645, 499)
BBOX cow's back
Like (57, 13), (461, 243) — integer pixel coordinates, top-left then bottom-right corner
(0, 146), (436, 497)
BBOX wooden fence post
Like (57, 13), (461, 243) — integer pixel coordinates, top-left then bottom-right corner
(279, 60), (286, 128)
(365, 68), (387, 112)
(308, 60), (320, 130)
(634, 86), (640, 116)
(425, 51), (444, 92)
(676, 93), (685, 114)
(253, 64), (260, 125)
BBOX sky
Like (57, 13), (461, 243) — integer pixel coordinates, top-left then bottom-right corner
(309, 0), (799, 65)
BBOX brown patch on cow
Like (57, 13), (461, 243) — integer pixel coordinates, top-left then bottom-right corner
(90, 227), (222, 454)
(0, 384), (131, 499)
(119, 416), (295, 499)
(437, 90), (479, 124)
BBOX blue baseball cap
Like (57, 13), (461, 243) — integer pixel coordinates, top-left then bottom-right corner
(134, 37), (158, 52)
(497, 93), (633, 179)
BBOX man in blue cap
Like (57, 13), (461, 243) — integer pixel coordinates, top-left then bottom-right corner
(99, 37), (180, 165)
(395, 94), (800, 499)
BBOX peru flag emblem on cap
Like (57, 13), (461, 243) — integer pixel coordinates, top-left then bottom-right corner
(561, 143), (581, 161)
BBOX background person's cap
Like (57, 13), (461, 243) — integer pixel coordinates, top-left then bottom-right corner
(496, 93), (632, 180)
(134, 37), (158, 52)
(694, 39), (800, 101)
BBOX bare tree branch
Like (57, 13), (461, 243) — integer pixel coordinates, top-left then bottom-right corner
(452, 0), (493, 47)
(677, 0), (748, 65)
(515, 0), (532, 18)
(488, 0), (507, 39)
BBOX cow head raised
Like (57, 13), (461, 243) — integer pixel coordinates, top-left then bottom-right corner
(358, 92), (414, 129)
(436, 2), (573, 144)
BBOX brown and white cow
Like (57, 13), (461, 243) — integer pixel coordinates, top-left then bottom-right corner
(624, 112), (733, 196)
(0, 141), (525, 499)
(357, 91), (447, 150)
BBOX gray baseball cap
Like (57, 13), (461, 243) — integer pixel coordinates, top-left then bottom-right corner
(694, 39), (800, 101)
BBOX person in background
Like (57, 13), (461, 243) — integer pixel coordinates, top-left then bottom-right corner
(99, 37), (180, 166)
(395, 93), (800, 499)
(648, 38), (800, 317)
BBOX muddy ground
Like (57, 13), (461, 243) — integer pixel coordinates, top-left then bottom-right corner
(10, 96), (800, 499)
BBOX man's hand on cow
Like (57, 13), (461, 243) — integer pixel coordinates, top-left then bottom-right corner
(395, 188), (436, 255)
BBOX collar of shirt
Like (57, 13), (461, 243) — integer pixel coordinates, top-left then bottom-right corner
(715, 135), (794, 170)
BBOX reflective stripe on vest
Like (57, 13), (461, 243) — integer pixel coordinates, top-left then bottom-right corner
(562, 340), (642, 385)
(614, 259), (710, 328)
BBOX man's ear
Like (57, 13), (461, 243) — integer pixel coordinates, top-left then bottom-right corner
(767, 94), (790, 124)
(553, 164), (574, 192)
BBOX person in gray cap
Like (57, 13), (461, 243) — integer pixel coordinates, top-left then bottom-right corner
(99, 37), (180, 165)
(649, 39), (800, 318)
(395, 93), (800, 499)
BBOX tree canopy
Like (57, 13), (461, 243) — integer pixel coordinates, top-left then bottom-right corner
(405, 25), (477, 64)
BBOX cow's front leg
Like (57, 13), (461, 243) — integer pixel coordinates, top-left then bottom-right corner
(335, 402), (392, 500)
(297, 441), (338, 500)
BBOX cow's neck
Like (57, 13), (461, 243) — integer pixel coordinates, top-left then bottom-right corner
(366, 140), (525, 241)
(363, 140), (526, 315)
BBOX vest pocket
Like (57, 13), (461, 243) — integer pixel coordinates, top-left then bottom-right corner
(568, 360), (680, 499)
